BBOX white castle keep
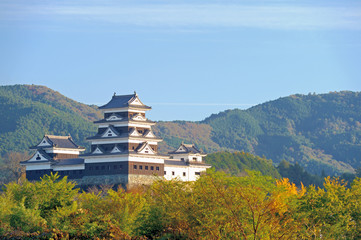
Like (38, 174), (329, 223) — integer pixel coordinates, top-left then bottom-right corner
(21, 93), (211, 187)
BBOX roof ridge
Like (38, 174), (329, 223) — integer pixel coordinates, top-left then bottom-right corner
(183, 143), (194, 147)
(45, 134), (70, 139)
(112, 93), (135, 98)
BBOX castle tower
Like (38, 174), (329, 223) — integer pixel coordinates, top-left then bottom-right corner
(21, 92), (211, 186)
(21, 135), (85, 180)
(165, 142), (211, 181)
(81, 92), (168, 187)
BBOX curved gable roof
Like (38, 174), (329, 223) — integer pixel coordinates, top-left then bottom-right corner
(99, 93), (151, 110)
(31, 135), (84, 150)
(169, 143), (204, 154)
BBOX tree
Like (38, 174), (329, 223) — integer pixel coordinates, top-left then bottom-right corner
(0, 151), (30, 184)
(297, 177), (356, 239)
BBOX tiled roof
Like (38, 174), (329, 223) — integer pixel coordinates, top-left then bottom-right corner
(136, 142), (155, 153)
(31, 135), (84, 150)
(20, 150), (53, 164)
(93, 118), (155, 124)
(53, 158), (84, 166)
(106, 125), (120, 136)
(143, 129), (155, 138)
(168, 143), (204, 154)
(99, 93), (151, 110)
(86, 133), (162, 141)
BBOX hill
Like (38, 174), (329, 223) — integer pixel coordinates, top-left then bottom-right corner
(202, 92), (361, 175)
(0, 85), (100, 157)
(205, 151), (281, 179)
(0, 85), (360, 176)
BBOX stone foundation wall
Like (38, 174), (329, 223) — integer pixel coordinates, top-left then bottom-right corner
(127, 174), (163, 189)
(76, 174), (128, 186)
(74, 174), (163, 190)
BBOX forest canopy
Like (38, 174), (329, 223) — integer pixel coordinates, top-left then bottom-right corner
(0, 171), (360, 239)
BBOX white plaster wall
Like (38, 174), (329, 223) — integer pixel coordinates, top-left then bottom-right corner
(90, 139), (160, 145)
(84, 156), (128, 163)
(46, 149), (83, 154)
(103, 109), (146, 114)
(38, 138), (51, 147)
(26, 163), (51, 170)
(129, 155), (165, 164)
(53, 164), (85, 171)
(164, 165), (209, 181)
(99, 123), (153, 128)
(164, 166), (190, 181)
(171, 154), (203, 162)
(85, 155), (164, 164)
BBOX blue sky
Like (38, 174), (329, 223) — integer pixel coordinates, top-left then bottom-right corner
(1, 0), (361, 121)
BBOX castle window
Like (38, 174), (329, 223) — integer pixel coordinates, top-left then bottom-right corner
(36, 154), (41, 160)
(195, 172), (201, 176)
(145, 151), (149, 153)
(156, 167), (159, 171)
(139, 165), (143, 170)
(134, 165), (137, 170)
(193, 157), (197, 161)
(164, 171), (166, 175)
(172, 171), (175, 176)
(132, 146), (135, 150)
(145, 166), (148, 170)
(151, 166), (154, 170)
(181, 158), (184, 161)
(183, 172), (186, 176)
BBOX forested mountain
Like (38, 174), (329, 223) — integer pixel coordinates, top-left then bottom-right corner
(0, 85), (100, 156)
(0, 85), (360, 176)
(204, 151), (281, 179)
(202, 92), (361, 175)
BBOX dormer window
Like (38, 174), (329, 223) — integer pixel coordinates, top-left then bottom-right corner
(101, 127), (118, 138)
(36, 154), (41, 160)
(106, 114), (122, 121)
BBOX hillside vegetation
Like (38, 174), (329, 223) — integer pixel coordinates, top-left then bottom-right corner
(205, 151), (281, 178)
(0, 85), (360, 176)
(202, 92), (361, 175)
(0, 85), (99, 156)
(1, 172), (360, 239)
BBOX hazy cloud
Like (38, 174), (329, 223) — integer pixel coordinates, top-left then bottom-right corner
(149, 103), (255, 106)
(1, 1), (361, 30)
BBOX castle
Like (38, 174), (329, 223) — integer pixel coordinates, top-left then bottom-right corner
(21, 93), (211, 187)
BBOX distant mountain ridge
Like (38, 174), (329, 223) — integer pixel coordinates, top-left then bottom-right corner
(201, 91), (361, 175)
(0, 85), (100, 155)
(0, 85), (360, 176)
